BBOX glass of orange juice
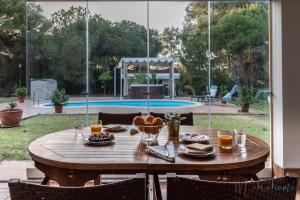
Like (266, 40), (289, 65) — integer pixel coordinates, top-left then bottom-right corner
(91, 120), (102, 135)
(218, 130), (233, 150)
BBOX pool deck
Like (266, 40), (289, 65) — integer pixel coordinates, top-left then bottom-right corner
(0, 96), (265, 119)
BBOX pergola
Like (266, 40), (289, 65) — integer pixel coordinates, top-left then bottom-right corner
(114, 57), (176, 99)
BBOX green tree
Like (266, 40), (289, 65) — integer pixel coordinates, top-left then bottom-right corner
(179, 2), (268, 94)
(0, 0), (26, 95)
(49, 6), (87, 93)
(161, 26), (180, 57)
(98, 70), (112, 95)
(26, 3), (53, 86)
(27, 5), (163, 95)
(212, 3), (268, 87)
(179, 17), (209, 93)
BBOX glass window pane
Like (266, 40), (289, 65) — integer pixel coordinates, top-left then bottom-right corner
(88, 1), (149, 114)
(23, 1), (92, 162)
(210, 1), (270, 143)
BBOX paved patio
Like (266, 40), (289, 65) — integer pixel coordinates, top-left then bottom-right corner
(0, 96), (264, 120)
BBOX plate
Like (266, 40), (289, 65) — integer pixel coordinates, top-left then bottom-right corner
(180, 133), (210, 144)
(84, 141), (114, 146)
(104, 125), (127, 133)
(178, 145), (215, 157)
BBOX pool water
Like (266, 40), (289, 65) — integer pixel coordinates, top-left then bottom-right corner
(42, 100), (198, 108)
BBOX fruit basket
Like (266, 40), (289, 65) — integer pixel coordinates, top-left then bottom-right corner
(134, 124), (164, 142)
(133, 116), (164, 143)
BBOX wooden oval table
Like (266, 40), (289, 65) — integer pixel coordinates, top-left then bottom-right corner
(29, 126), (269, 187)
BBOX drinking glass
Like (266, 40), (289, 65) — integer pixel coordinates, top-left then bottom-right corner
(218, 130), (233, 150)
(74, 122), (84, 137)
(90, 120), (103, 135)
(234, 129), (247, 148)
(82, 126), (91, 140)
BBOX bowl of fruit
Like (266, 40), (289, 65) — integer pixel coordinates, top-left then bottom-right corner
(133, 116), (164, 143)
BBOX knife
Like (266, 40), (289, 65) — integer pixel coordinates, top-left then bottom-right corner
(163, 142), (169, 157)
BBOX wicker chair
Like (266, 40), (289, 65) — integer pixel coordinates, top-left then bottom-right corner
(98, 112), (142, 125)
(167, 173), (298, 200)
(9, 174), (146, 200)
(150, 112), (194, 126)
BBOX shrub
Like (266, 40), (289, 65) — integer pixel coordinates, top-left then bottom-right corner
(237, 86), (254, 106)
(219, 85), (229, 99)
(6, 101), (18, 111)
(51, 89), (69, 106)
(15, 87), (26, 97)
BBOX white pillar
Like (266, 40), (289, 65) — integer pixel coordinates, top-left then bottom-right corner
(271, 0), (300, 171)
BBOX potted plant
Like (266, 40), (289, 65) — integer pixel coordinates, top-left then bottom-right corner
(51, 89), (69, 113)
(15, 87), (26, 103)
(0, 101), (23, 127)
(165, 112), (186, 139)
(237, 86), (254, 113)
(219, 85), (229, 104)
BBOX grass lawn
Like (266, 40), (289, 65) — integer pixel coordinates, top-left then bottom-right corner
(229, 99), (270, 113)
(251, 100), (270, 113)
(194, 115), (270, 143)
(0, 114), (97, 160)
(0, 114), (269, 160)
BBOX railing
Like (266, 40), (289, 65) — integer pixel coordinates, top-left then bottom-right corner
(32, 87), (53, 106)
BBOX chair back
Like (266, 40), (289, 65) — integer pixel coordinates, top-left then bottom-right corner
(9, 174), (146, 200)
(98, 112), (142, 125)
(167, 174), (298, 200)
(150, 112), (193, 126)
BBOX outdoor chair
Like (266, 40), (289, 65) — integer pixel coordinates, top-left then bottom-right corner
(150, 112), (193, 126)
(98, 112), (142, 125)
(167, 173), (298, 200)
(191, 85), (218, 103)
(8, 174), (147, 200)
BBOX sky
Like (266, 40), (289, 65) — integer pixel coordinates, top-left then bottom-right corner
(38, 1), (189, 32)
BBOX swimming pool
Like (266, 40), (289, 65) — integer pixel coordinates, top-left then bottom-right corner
(41, 100), (199, 108)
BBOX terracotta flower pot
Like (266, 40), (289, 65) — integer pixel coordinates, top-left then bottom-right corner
(18, 96), (25, 103)
(54, 105), (63, 113)
(0, 109), (23, 127)
(240, 104), (249, 113)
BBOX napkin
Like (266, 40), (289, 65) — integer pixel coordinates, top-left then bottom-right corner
(185, 143), (213, 155)
(147, 141), (175, 162)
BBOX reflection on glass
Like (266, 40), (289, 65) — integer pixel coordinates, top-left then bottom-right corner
(5, 1), (270, 165)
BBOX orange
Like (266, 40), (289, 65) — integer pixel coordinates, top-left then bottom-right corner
(143, 122), (154, 134)
(152, 127), (160, 135)
(133, 116), (145, 126)
(153, 117), (164, 129)
(138, 126), (144, 132)
(146, 116), (155, 124)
